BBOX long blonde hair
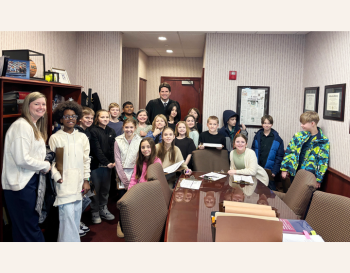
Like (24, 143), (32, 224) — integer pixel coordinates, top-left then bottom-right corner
(21, 92), (48, 142)
(151, 114), (168, 131)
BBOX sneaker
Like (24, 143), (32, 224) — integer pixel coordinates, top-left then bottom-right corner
(99, 205), (115, 220)
(79, 229), (86, 237)
(80, 222), (90, 232)
(116, 221), (124, 238)
(91, 211), (102, 224)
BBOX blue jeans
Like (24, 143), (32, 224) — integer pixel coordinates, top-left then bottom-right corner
(58, 199), (82, 242)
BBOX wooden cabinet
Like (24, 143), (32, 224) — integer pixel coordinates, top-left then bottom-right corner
(0, 76), (82, 241)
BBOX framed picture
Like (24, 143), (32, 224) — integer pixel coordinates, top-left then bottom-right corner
(323, 83), (346, 121)
(5, 59), (30, 79)
(236, 86), (270, 128)
(51, 67), (70, 84)
(303, 87), (319, 112)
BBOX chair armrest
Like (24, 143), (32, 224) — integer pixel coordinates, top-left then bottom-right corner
(273, 190), (286, 200)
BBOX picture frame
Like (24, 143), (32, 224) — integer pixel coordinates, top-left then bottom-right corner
(236, 86), (270, 128)
(303, 87), (319, 112)
(5, 59), (30, 79)
(51, 67), (70, 84)
(323, 83), (346, 121)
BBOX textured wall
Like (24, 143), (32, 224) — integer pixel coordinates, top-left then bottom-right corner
(203, 33), (305, 148)
(76, 32), (122, 110)
(0, 31), (77, 83)
(146, 56), (203, 102)
(303, 32), (350, 176)
(121, 47), (139, 110)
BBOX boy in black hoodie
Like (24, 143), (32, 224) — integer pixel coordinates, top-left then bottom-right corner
(218, 110), (248, 152)
(118, 101), (137, 121)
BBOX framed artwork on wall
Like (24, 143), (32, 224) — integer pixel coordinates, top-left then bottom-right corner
(323, 83), (346, 121)
(51, 67), (70, 84)
(236, 86), (270, 128)
(303, 87), (319, 112)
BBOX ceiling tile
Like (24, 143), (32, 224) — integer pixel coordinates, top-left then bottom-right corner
(140, 48), (160, 56)
(183, 48), (204, 57)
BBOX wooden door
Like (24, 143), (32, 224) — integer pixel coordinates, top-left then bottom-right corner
(139, 78), (147, 110)
(160, 77), (202, 122)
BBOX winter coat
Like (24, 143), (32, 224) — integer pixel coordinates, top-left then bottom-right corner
(280, 127), (330, 183)
(251, 128), (284, 175)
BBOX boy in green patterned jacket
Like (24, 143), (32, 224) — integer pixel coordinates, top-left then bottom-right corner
(280, 111), (330, 188)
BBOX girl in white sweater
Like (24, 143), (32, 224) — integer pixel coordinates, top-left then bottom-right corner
(49, 101), (91, 242)
(227, 133), (269, 186)
(2, 92), (51, 242)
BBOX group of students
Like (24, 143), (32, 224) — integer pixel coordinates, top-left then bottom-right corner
(1, 82), (330, 242)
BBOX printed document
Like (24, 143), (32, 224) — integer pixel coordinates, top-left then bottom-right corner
(233, 175), (254, 184)
(203, 143), (223, 148)
(180, 179), (202, 189)
(163, 160), (184, 173)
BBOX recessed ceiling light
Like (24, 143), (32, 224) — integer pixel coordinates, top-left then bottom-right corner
(158, 37), (167, 41)
(166, 50), (173, 53)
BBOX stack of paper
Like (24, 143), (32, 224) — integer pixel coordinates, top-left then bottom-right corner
(199, 172), (227, 181)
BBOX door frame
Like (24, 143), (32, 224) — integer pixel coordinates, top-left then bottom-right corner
(139, 77), (147, 110)
(160, 76), (203, 123)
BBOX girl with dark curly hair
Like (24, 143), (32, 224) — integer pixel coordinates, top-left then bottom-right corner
(49, 101), (91, 242)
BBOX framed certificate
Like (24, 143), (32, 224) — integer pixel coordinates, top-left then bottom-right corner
(323, 83), (346, 121)
(236, 86), (270, 128)
(303, 87), (319, 112)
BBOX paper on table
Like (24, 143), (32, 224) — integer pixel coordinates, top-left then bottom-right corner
(202, 143), (223, 148)
(199, 172), (227, 181)
(180, 179), (202, 189)
(233, 175), (254, 184)
(283, 233), (324, 242)
(163, 160), (184, 173)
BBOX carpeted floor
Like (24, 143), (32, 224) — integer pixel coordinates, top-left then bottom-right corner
(80, 199), (125, 242)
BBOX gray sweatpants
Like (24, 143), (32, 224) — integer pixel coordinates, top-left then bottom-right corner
(90, 167), (112, 213)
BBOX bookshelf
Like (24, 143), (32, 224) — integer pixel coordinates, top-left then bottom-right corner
(0, 76), (82, 241)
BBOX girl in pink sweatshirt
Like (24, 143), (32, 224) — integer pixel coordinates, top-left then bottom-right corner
(128, 137), (162, 190)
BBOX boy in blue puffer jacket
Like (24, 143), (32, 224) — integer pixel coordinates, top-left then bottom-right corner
(218, 110), (248, 152)
(251, 115), (284, 190)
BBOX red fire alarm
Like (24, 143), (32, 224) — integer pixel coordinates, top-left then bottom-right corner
(229, 71), (237, 80)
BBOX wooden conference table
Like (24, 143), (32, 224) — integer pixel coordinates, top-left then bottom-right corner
(164, 171), (299, 242)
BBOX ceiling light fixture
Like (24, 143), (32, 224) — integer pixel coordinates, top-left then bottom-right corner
(158, 37), (167, 41)
(166, 50), (173, 53)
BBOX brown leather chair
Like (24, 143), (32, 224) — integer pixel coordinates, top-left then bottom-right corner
(147, 162), (173, 207)
(305, 191), (350, 242)
(192, 149), (229, 172)
(273, 169), (317, 219)
(117, 180), (168, 242)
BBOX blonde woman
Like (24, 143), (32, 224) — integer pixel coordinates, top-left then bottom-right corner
(2, 92), (51, 242)
(145, 114), (168, 144)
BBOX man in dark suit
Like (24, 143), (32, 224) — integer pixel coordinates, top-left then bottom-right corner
(145, 82), (181, 123)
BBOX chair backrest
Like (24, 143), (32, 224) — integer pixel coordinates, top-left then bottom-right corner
(264, 168), (275, 181)
(147, 162), (173, 207)
(305, 191), (350, 242)
(192, 149), (230, 172)
(282, 169), (317, 218)
(117, 180), (168, 242)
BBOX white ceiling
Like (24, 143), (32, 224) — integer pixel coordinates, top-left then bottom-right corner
(122, 31), (310, 58)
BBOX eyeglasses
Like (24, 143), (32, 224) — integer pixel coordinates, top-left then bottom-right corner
(63, 115), (78, 120)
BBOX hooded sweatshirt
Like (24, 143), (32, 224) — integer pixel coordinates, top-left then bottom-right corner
(49, 129), (91, 206)
(218, 110), (248, 151)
